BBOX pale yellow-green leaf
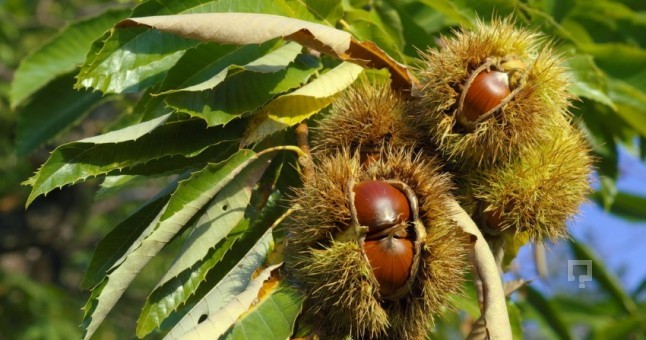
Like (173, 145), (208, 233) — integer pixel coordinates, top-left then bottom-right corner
(242, 62), (363, 145)
(156, 159), (269, 286)
(174, 263), (281, 340)
(116, 13), (413, 89)
(117, 13), (352, 57)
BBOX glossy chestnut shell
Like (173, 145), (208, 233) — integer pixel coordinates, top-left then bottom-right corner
(353, 180), (411, 235)
(363, 237), (414, 296)
(462, 70), (511, 122)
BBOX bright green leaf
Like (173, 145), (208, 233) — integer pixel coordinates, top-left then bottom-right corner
(165, 54), (321, 127)
(25, 116), (243, 206)
(165, 233), (275, 338)
(157, 41), (294, 94)
(157, 157), (271, 286)
(221, 281), (304, 340)
(76, 1), (319, 94)
(81, 150), (263, 339)
(242, 62), (363, 145)
(417, 0), (475, 27)
(138, 190), (287, 337)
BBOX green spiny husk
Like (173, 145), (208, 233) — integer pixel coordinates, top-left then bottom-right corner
(313, 81), (422, 156)
(414, 17), (573, 169)
(285, 147), (470, 339)
(469, 119), (593, 241)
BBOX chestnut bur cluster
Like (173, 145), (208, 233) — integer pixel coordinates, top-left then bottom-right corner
(283, 17), (592, 339)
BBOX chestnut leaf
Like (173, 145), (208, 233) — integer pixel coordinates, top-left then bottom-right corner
(137, 190), (288, 337)
(75, 0), (329, 94)
(242, 61), (364, 145)
(24, 115), (243, 206)
(80, 149), (267, 340)
(165, 52), (322, 127)
(10, 8), (130, 108)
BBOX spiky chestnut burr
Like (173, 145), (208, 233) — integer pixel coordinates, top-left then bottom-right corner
(284, 147), (469, 339)
(313, 81), (423, 164)
(415, 17), (573, 169)
(470, 119), (593, 241)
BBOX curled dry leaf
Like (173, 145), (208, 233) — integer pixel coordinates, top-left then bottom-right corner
(116, 12), (414, 90)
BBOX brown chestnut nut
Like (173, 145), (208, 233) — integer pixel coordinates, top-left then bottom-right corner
(363, 236), (414, 296)
(462, 70), (510, 122)
(353, 180), (411, 234)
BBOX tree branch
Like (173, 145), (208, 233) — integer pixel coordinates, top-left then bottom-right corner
(448, 198), (512, 340)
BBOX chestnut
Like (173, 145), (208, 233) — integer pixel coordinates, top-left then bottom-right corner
(363, 236), (414, 296)
(462, 70), (511, 122)
(353, 180), (411, 235)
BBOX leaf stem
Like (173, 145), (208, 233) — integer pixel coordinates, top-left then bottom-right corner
(295, 122), (314, 180)
(257, 145), (310, 160)
(448, 198), (512, 339)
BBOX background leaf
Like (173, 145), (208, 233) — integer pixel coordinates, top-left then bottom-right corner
(10, 8), (130, 107)
(15, 74), (104, 156)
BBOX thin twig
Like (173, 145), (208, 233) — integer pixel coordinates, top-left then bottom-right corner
(534, 242), (549, 279)
(295, 122), (314, 181)
(448, 198), (512, 340)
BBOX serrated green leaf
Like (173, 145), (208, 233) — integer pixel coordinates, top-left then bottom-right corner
(77, 27), (197, 94)
(137, 219), (250, 338)
(76, 1), (316, 94)
(221, 281), (304, 340)
(164, 231), (275, 338)
(138, 190), (287, 337)
(565, 53), (616, 110)
(95, 175), (147, 200)
(134, 86), (174, 123)
(81, 192), (171, 290)
(15, 73), (104, 156)
(9, 8), (130, 108)
(25, 116), (243, 206)
(165, 54), (321, 127)
(242, 62), (363, 145)
(157, 156), (271, 287)
(158, 41), (300, 94)
(81, 150), (261, 339)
